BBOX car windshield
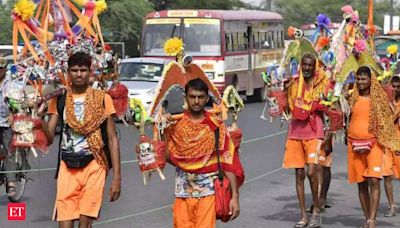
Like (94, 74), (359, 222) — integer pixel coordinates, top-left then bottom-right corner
(119, 62), (164, 81)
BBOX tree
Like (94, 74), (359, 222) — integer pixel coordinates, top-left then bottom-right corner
(148, 0), (248, 10)
(273, 0), (400, 31)
(100, 0), (154, 41)
(0, 1), (14, 45)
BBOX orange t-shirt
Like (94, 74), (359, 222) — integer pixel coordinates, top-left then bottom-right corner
(348, 96), (375, 139)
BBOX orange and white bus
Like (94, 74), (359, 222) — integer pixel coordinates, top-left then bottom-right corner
(141, 10), (284, 101)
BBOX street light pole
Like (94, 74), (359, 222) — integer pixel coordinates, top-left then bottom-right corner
(390, 0), (393, 31)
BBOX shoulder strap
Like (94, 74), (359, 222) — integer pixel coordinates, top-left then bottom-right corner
(55, 93), (66, 179)
(215, 128), (223, 181)
(101, 94), (113, 169)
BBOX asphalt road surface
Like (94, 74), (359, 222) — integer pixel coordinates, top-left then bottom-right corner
(0, 102), (399, 228)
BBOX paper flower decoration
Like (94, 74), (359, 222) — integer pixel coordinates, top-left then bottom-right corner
(13, 0), (37, 21)
(387, 44), (398, 55)
(163, 37), (184, 56)
(95, 0), (107, 14)
(316, 14), (331, 27)
(287, 26), (296, 38)
(354, 39), (367, 54)
(316, 37), (330, 51)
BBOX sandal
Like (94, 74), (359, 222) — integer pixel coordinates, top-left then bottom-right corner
(308, 214), (322, 228)
(366, 218), (376, 228)
(294, 219), (308, 228)
(6, 182), (16, 197)
(384, 205), (397, 217)
(307, 205), (325, 213)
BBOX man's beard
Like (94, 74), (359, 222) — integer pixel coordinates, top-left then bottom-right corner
(303, 71), (312, 78)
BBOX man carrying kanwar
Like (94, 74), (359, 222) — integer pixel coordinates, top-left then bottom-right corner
(381, 75), (400, 217)
(40, 52), (121, 227)
(347, 65), (400, 228)
(163, 78), (245, 228)
(283, 52), (331, 228)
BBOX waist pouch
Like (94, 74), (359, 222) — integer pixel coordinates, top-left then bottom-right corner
(348, 138), (377, 154)
(61, 151), (94, 168)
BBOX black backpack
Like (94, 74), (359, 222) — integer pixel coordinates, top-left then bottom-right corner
(54, 93), (112, 179)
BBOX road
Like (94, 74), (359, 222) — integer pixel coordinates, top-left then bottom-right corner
(0, 102), (399, 228)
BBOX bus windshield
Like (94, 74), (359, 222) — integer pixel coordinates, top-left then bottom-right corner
(143, 18), (221, 57)
(143, 18), (181, 56)
(183, 18), (221, 56)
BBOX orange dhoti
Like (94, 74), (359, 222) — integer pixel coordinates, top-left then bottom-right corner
(283, 139), (321, 168)
(173, 195), (216, 228)
(382, 149), (400, 178)
(347, 143), (384, 184)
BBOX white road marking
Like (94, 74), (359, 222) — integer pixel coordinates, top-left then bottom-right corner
(93, 131), (287, 226)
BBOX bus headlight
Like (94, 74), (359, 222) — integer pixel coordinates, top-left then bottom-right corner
(205, 72), (215, 80)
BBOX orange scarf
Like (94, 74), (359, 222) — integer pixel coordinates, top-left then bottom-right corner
(65, 87), (109, 169)
(288, 64), (329, 111)
(165, 111), (244, 186)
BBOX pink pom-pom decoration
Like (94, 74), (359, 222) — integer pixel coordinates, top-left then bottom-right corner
(354, 39), (367, 54)
(341, 5), (354, 14)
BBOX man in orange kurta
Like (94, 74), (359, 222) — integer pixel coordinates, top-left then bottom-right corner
(164, 79), (244, 228)
(283, 54), (331, 228)
(381, 75), (400, 217)
(347, 66), (400, 228)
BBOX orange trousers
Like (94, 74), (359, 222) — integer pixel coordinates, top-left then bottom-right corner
(173, 195), (216, 228)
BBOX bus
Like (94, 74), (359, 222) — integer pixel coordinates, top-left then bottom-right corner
(141, 10), (284, 101)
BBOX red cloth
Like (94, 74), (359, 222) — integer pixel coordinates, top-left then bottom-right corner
(10, 115), (48, 153)
(268, 90), (288, 113)
(229, 128), (242, 150)
(136, 135), (166, 172)
(107, 83), (128, 118)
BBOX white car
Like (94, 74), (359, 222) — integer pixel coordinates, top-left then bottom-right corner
(119, 57), (172, 113)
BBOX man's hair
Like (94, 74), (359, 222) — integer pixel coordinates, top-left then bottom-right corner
(356, 66), (371, 78)
(302, 53), (316, 62)
(185, 78), (208, 95)
(391, 75), (400, 84)
(68, 52), (91, 69)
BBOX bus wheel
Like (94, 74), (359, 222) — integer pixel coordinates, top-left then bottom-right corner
(254, 85), (268, 102)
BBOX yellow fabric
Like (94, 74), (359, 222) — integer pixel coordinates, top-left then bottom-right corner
(288, 62), (330, 111)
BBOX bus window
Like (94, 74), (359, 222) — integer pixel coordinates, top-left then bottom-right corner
(143, 18), (181, 56)
(232, 33), (239, 52)
(183, 18), (221, 56)
(259, 32), (268, 49)
(238, 33), (248, 51)
(253, 32), (260, 49)
(225, 33), (233, 52)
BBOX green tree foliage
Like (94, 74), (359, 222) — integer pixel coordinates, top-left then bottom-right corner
(273, 0), (400, 30)
(149, 0), (247, 10)
(170, 0), (246, 9)
(100, 0), (153, 41)
(0, 1), (14, 45)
